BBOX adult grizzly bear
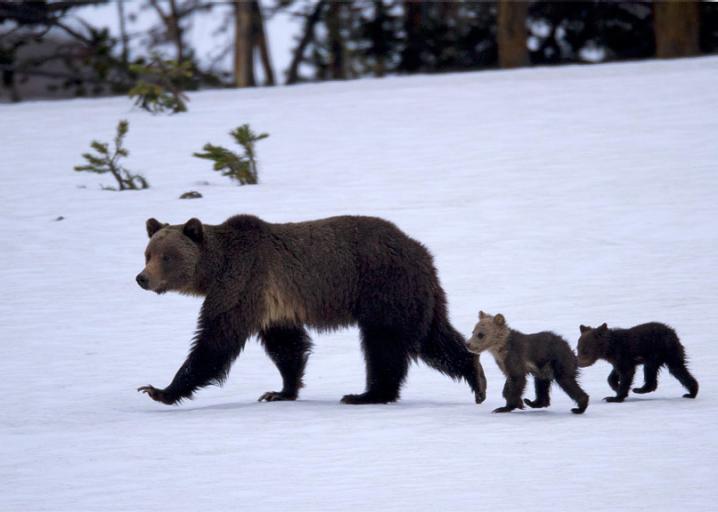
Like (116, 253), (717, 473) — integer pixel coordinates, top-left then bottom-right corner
(136, 214), (486, 405)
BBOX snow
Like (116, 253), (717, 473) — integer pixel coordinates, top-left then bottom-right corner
(1, 57), (718, 511)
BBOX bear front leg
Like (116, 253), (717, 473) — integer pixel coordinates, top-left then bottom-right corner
(138, 309), (247, 405)
(607, 368), (620, 392)
(258, 325), (313, 402)
(494, 375), (526, 413)
(604, 366), (635, 403)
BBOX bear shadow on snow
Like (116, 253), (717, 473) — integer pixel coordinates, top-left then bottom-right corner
(135, 214), (487, 406)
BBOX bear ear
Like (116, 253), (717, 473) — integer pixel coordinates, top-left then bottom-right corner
(183, 218), (204, 244)
(146, 218), (168, 238)
(580, 324), (589, 334)
(598, 322), (608, 333)
(494, 313), (506, 326)
(479, 310), (486, 319)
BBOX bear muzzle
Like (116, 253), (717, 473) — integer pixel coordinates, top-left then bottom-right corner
(136, 272), (150, 290)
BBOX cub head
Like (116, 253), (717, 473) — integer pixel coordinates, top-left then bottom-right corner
(576, 323), (609, 367)
(135, 217), (204, 295)
(466, 311), (509, 354)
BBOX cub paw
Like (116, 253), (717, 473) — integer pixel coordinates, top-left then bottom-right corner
(603, 396), (624, 403)
(492, 406), (515, 413)
(523, 398), (548, 409)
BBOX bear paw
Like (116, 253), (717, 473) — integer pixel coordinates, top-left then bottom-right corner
(492, 406), (515, 413)
(258, 391), (297, 402)
(603, 396), (625, 403)
(340, 392), (395, 405)
(523, 398), (549, 409)
(137, 385), (176, 405)
(632, 386), (656, 394)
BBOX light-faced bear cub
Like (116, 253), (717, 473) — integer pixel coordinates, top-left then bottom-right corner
(466, 311), (589, 414)
(577, 322), (699, 402)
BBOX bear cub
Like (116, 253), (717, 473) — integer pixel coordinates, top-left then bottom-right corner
(577, 322), (699, 402)
(467, 311), (589, 414)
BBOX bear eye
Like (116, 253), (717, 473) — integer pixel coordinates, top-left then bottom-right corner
(477, 333), (484, 339)
(162, 254), (171, 263)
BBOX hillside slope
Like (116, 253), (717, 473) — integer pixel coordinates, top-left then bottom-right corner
(1, 57), (717, 511)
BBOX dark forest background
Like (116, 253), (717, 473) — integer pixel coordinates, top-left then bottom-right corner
(1, 0), (715, 102)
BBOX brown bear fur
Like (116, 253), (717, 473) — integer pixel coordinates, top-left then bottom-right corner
(136, 214), (487, 405)
(467, 311), (589, 414)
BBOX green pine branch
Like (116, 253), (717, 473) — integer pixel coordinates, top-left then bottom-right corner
(128, 55), (192, 114)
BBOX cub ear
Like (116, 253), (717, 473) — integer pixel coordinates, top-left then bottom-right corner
(494, 313), (506, 326)
(579, 324), (589, 334)
(598, 322), (608, 333)
(183, 217), (204, 244)
(146, 218), (168, 238)
(479, 310), (487, 319)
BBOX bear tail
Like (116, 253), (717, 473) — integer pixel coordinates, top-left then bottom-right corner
(419, 292), (487, 403)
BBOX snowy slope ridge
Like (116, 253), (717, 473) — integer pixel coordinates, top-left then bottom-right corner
(1, 57), (717, 512)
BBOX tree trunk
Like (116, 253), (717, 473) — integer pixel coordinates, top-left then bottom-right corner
(149, 0), (185, 63)
(117, 0), (129, 66)
(251, 0), (275, 86)
(167, 0), (184, 63)
(234, 0), (255, 87)
(326, 1), (346, 80)
(401, 0), (423, 72)
(287, 0), (326, 84)
(654, 0), (700, 58)
(497, 0), (528, 68)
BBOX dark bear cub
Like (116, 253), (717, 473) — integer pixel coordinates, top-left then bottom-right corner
(466, 311), (589, 414)
(577, 322), (699, 402)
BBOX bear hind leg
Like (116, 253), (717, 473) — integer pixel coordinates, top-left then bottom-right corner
(342, 326), (411, 405)
(524, 378), (551, 408)
(258, 325), (312, 402)
(666, 358), (699, 399)
(556, 372), (589, 414)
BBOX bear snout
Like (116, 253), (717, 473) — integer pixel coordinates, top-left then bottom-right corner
(577, 356), (591, 368)
(136, 272), (150, 289)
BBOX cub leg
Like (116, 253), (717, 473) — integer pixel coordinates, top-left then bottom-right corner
(632, 362), (659, 394)
(605, 366), (635, 403)
(524, 378), (551, 408)
(494, 375), (526, 413)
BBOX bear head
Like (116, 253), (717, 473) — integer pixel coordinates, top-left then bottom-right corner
(576, 323), (609, 367)
(466, 310), (509, 355)
(136, 217), (204, 296)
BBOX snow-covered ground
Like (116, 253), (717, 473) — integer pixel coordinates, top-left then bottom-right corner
(1, 57), (717, 511)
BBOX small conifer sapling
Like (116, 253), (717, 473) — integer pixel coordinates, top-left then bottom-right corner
(193, 124), (269, 185)
(74, 120), (149, 191)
